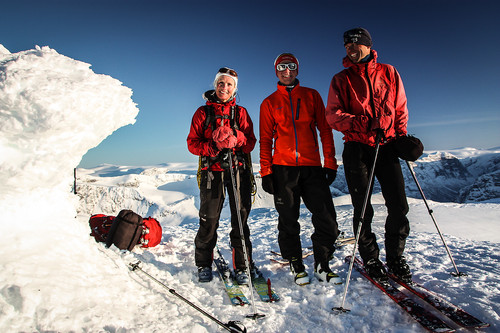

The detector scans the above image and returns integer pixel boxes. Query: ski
[213,249,250,306]
[270,250,313,266]
[387,270,489,329]
[348,256,455,332]
[251,268,280,302]
[270,236,355,266]
[335,236,356,247]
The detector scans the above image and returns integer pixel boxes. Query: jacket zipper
[288,90,299,165]
[365,63,376,117]
[296,98,301,120]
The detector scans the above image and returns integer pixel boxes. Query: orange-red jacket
[325,50,408,146]
[187,91,256,171]
[259,81,338,177]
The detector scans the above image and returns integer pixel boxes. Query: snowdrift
[0,44,141,331]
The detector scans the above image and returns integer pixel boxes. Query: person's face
[345,43,371,63]
[215,76,236,102]
[276,63,297,86]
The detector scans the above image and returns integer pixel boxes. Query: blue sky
[3,0,500,168]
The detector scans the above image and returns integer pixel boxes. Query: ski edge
[387,270,489,329]
[213,254,250,306]
[252,271,280,302]
[348,256,455,333]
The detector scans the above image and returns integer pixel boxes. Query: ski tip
[231,297,248,306]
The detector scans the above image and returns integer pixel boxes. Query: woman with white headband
[187,67,257,284]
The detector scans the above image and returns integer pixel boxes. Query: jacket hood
[342,49,378,69]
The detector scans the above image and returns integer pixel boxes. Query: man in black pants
[325,28,412,283]
[260,53,341,285]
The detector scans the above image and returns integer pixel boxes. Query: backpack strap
[203,104,215,131]
[199,104,243,170]
[230,105,240,131]
[202,104,240,132]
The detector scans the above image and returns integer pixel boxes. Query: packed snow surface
[0,45,499,332]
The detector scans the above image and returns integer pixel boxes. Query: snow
[1,44,499,332]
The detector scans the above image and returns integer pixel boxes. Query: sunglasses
[218,67,238,77]
[276,63,297,71]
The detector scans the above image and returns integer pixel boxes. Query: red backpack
[140,217,162,248]
[89,214,115,243]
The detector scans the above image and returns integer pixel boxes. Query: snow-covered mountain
[408,149,500,203]
[327,148,500,204]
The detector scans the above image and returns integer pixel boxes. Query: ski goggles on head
[218,67,238,77]
[276,63,297,71]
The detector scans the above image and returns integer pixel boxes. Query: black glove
[324,168,337,186]
[218,149,231,170]
[261,174,274,194]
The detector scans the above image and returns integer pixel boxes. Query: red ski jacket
[187,92,256,171]
[325,50,408,146]
[259,81,338,177]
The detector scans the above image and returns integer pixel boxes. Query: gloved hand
[371,115,392,131]
[261,174,275,194]
[234,129,246,147]
[352,115,370,132]
[324,168,337,185]
[212,126,237,150]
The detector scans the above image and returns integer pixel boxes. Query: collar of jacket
[276,79,300,94]
[203,89,236,108]
[342,49,378,71]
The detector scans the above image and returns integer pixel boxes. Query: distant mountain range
[332,148,500,203]
[76,148,500,218]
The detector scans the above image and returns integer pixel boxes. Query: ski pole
[73,168,77,194]
[129,261,247,332]
[405,161,466,277]
[334,130,383,313]
[227,151,265,320]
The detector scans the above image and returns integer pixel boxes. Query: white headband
[213,72,238,91]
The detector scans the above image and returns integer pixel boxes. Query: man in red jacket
[260,53,341,286]
[326,28,412,283]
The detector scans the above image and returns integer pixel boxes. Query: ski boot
[290,257,310,286]
[235,269,249,285]
[198,266,213,283]
[364,258,389,284]
[314,262,342,284]
[387,256,412,283]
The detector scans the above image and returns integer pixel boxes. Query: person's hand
[324,168,337,185]
[352,115,370,132]
[261,174,274,194]
[234,129,246,147]
[212,126,237,150]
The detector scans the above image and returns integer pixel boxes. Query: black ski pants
[195,167,252,271]
[342,141,410,264]
[272,165,339,265]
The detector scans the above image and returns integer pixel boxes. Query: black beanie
[343,28,372,47]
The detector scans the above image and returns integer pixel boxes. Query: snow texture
[0,44,499,332]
